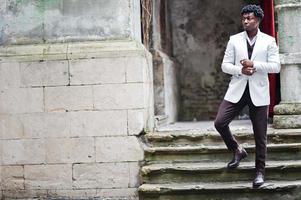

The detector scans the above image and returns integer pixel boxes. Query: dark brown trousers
[214,84,268,174]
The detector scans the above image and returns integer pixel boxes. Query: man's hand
[240,59,256,75]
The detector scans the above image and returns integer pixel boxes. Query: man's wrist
[239,65,243,75]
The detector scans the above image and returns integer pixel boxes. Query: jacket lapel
[251,30,262,61]
[241,33,249,60]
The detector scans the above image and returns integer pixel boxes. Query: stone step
[145,128,301,147]
[141,160,301,184]
[144,143,301,164]
[138,181,301,200]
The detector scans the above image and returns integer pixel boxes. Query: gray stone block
[0,165,24,190]
[70,58,126,85]
[72,163,129,189]
[93,83,145,110]
[45,86,93,111]
[95,136,144,162]
[46,137,95,164]
[0,88,43,114]
[70,110,127,137]
[24,164,72,189]
[2,139,45,165]
[0,62,20,89]
[0,112,70,139]
[20,60,69,87]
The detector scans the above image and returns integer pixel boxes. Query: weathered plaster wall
[168,0,247,120]
[0,0,152,199]
[0,0,141,45]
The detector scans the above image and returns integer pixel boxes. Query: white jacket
[222,29,280,106]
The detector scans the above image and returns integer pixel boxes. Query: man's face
[242,12,260,31]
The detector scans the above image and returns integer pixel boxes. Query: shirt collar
[245,29,260,46]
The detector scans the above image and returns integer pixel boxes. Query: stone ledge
[274,115,301,129]
[274,103,301,115]
[280,52,301,65]
[144,143,301,154]
[139,180,301,194]
[147,128,301,140]
[275,3,301,10]
[0,40,148,62]
[141,160,301,175]
[144,143,301,164]
[140,160,301,184]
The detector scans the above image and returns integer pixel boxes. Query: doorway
[141,0,278,125]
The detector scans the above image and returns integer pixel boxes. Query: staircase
[138,121,301,200]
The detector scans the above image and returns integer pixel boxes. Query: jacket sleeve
[253,39,281,73]
[221,37,243,75]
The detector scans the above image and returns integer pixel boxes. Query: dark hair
[241,5,264,20]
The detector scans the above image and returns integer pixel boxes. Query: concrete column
[273,0,301,128]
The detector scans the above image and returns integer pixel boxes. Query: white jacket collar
[244,29,261,46]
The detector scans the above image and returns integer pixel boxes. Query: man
[214,5,280,188]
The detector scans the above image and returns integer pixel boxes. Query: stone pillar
[273,0,301,128]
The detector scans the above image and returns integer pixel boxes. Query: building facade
[0,0,300,199]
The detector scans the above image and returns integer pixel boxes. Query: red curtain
[260,0,278,117]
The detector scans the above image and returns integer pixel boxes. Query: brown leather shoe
[253,172,264,188]
[227,147,247,169]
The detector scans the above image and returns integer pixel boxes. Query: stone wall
[0,40,153,200]
[168,0,249,121]
[0,0,153,199]
[0,0,141,45]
